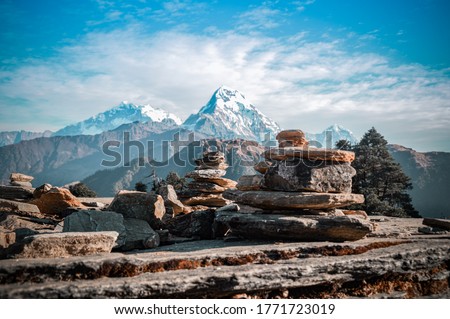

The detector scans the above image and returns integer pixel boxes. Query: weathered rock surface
[423,218,450,231]
[254,161,271,174]
[158,184,184,215]
[265,147,355,163]
[0,223,448,298]
[63,210,126,247]
[10,181,33,188]
[263,159,356,193]
[0,199,41,216]
[186,169,226,179]
[31,187,84,216]
[195,177,237,188]
[224,190,364,210]
[10,173,34,183]
[276,129,309,148]
[181,194,231,207]
[188,182,226,193]
[0,231,16,249]
[236,175,263,191]
[0,213,56,233]
[0,186,34,200]
[216,212,373,242]
[165,209,216,239]
[32,183,53,199]
[122,218,160,250]
[108,191,165,229]
[216,203,240,212]
[5,231,118,259]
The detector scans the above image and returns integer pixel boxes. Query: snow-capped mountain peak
[305,124,358,148]
[183,86,281,142]
[53,101,181,136]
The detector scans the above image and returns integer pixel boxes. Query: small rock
[7,231,118,258]
[63,210,126,247]
[195,177,237,188]
[254,161,272,174]
[165,209,216,239]
[216,203,240,212]
[188,182,226,193]
[186,169,226,179]
[108,191,165,229]
[33,183,53,199]
[182,194,231,207]
[31,187,85,216]
[0,231,16,249]
[236,175,264,191]
[10,181,33,188]
[158,184,185,216]
[10,173,34,183]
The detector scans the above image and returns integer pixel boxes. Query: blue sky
[1,0,449,151]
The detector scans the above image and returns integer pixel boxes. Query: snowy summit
[183,85,280,142]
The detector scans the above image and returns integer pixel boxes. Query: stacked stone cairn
[220,129,374,242]
[181,151,237,208]
[9,173,34,188]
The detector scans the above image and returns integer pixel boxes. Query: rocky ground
[0,217,449,299]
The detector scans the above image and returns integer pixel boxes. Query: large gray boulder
[108,191,165,229]
[263,159,356,193]
[63,210,126,247]
[216,212,373,242]
[223,190,364,210]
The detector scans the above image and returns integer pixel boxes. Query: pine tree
[351,127,420,217]
[335,139,353,151]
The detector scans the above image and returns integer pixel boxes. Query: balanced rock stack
[181,151,237,207]
[9,173,34,188]
[220,129,374,242]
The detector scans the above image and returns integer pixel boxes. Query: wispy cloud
[235,4,282,32]
[0,20,449,150]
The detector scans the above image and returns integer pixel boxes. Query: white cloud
[0,27,449,151]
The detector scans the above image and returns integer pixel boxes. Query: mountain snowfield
[53,101,182,136]
[183,86,281,142]
[0,86,358,146]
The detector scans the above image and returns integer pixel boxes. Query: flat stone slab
[195,177,237,188]
[0,232,448,298]
[181,194,231,207]
[0,186,34,200]
[5,231,118,259]
[185,169,226,179]
[423,218,450,231]
[0,199,41,216]
[216,212,374,242]
[265,147,355,163]
[223,190,364,210]
[10,173,34,182]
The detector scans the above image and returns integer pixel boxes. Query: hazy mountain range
[0,86,448,218]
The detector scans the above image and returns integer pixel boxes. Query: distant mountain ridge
[0,130,53,147]
[53,101,182,137]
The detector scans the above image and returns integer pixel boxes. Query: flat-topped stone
[0,186,34,200]
[265,147,355,163]
[223,189,364,210]
[188,182,226,193]
[195,177,237,188]
[276,130,309,148]
[10,173,34,183]
[186,169,226,179]
[181,194,231,207]
[216,212,374,242]
[6,231,118,259]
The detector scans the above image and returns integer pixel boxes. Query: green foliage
[134,181,148,192]
[335,139,353,151]
[69,182,97,198]
[350,127,420,218]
